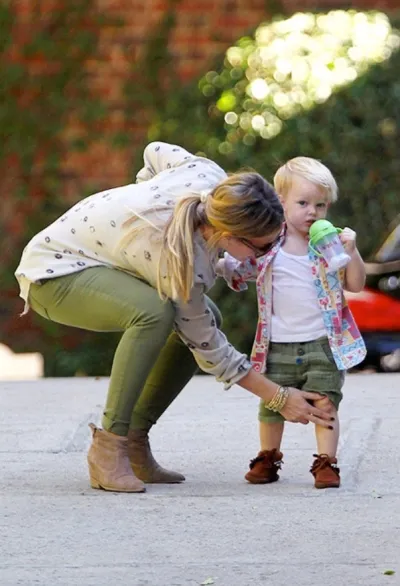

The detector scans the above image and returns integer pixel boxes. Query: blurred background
[1,0,400,378]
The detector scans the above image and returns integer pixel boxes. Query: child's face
[280,176,329,236]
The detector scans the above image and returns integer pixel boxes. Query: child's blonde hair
[121,172,283,302]
[274,157,338,203]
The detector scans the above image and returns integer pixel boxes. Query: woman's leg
[30,269,223,485]
[126,297,222,483]
[29,267,176,436]
[130,296,222,431]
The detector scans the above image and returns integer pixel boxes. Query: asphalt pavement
[1,373,399,586]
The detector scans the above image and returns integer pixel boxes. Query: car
[346,214,400,372]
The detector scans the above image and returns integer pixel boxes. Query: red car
[346,215,400,371]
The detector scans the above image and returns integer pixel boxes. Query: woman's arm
[136,142,195,183]
[174,284,253,387]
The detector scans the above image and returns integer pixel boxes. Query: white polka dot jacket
[15,142,252,387]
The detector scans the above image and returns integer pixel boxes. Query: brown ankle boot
[245,449,283,484]
[127,429,185,484]
[87,424,145,492]
[310,454,340,489]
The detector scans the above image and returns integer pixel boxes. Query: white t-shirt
[271,248,326,342]
[15,142,252,387]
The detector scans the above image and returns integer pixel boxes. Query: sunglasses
[235,237,277,258]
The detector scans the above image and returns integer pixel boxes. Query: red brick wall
[11,0,400,188]
[92,0,399,82]
[150,0,399,80]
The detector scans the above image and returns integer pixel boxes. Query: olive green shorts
[259,337,345,424]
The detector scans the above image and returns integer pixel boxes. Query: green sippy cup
[309,219,350,272]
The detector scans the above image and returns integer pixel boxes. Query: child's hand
[339,227,357,254]
[215,254,256,291]
[231,273,247,292]
[215,258,247,291]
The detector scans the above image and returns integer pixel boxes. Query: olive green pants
[28,267,221,436]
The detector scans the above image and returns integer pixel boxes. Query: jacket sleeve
[215,253,258,291]
[174,284,252,389]
[136,142,195,183]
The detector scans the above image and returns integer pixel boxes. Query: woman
[15,142,333,493]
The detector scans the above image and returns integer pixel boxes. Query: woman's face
[220,228,282,261]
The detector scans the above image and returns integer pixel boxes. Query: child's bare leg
[313,396,339,457]
[259,421,285,452]
[311,396,341,488]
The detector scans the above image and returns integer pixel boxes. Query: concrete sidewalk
[1,373,399,586]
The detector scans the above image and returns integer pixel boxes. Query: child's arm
[215,253,258,292]
[340,227,366,293]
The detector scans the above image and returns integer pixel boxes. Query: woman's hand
[238,369,333,428]
[280,387,333,427]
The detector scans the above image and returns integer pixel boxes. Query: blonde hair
[274,157,338,203]
[161,172,283,300]
[120,172,283,302]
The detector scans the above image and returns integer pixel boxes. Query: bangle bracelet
[266,385,289,412]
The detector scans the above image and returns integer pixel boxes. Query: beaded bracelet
[266,385,289,412]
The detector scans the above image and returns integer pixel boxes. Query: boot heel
[127,429,185,484]
[88,463,101,489]
[90,478,101,489]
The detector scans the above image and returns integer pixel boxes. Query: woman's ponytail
[157,195,204,302]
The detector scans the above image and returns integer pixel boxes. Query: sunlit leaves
[199,10,400,149]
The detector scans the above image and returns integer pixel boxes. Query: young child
[218,157,367,488]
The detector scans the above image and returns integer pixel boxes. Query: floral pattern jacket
[218,227,367,373]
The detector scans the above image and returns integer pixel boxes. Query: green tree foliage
[0,1,122,373]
